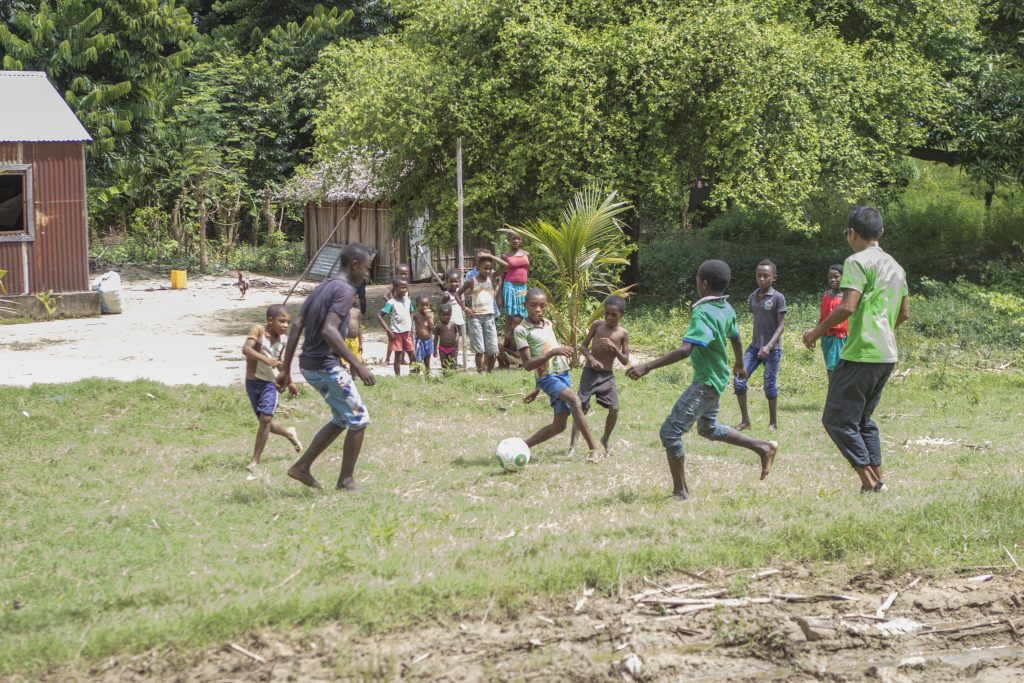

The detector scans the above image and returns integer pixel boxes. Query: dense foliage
[0,0,1021,273]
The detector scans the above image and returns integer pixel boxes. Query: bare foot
[768,423,777,432]
[246,461,258,475]
[601,437,612,456]
[336,477,361,491]
[672,489,691,501]
[735,421,751,432]
[567,445,577,458]
[759,441,778,480]
[585,451,598,464]
[287,466,322,489]
[285,427,302,453]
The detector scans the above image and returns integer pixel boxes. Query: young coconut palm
[504,188,635,363]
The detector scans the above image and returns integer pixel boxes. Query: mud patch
[19,568,1024,682]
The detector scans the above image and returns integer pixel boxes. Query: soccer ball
[496,437,531,472]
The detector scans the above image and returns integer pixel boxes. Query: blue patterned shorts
[301,366,370,430]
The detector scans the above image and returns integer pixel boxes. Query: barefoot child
[384,263,412,366]
[515,288,600,462]
[818,264,847,376]
[627,260,778,500]
[242,304,302,474]
[412,294,435,372]
[378,278,414,376]
[570,295,630,456]
[276,243,376,490]
[456,254,503,373]
[433,303,461,370]
[803,207,909,494]
[735,259,786,431]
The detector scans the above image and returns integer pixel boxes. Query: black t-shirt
[299,278,354,371]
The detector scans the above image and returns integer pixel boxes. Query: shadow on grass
[226,485,319,505]
[451,455,496,468]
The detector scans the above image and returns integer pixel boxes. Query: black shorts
[578,366,619,412]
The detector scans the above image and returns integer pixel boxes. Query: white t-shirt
[381,297,413,333]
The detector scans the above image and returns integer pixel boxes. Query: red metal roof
[0,71,92,143]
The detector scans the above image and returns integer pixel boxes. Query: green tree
[0,0,196,179]
[312,0,975,251]
[505,188,634,360]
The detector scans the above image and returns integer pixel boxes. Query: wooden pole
[457,137,468,370]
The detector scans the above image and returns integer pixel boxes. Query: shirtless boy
[570,296,630,456]
[412,294,435,372]
[432,303,460,370]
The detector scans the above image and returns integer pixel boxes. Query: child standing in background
[384,263,412,366]
[734,259,786,432]
[434,303,461,370]
[819,264,848,376]
[378,278,414,376]
[456,255,502,373]
[242,304,301,476]
[412,294,435,372]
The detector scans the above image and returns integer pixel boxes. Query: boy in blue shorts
[515,288,599,462]
[242,304,301,476]
[276,243,376,490]
[627,260,778,500]
[803,206,909,493]
[734,259,786,431]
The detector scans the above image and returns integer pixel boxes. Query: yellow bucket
[170,269,188,289]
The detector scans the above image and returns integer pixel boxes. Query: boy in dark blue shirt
[735,259,786,431]
[276,243,376,490]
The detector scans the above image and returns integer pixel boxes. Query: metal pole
[457,137,468,371]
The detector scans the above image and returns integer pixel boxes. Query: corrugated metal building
[0,71,91,295]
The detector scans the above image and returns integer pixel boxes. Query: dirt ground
[0,270,442,386]
[22,567,1024,682]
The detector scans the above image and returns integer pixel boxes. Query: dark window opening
[0,172,26,233]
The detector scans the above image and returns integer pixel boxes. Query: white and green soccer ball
[496,437,531,472]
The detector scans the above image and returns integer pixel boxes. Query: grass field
[2,297,1023,676]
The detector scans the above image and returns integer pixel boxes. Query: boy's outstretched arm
[803,289,860,348]
[275,317,304,391]
[626,342,693,379]
[896,295,910,327]
[519,343,571,372]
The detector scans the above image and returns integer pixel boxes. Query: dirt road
[0,272,439,386]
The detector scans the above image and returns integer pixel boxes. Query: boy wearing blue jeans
[627,260,778,500]
[803,207,909,493]
[735,259,786,431]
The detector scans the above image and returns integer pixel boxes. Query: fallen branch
[876,591,898,619]
[923,619,1003,635]
[1004,546,1020,572]
[228,643,266,664]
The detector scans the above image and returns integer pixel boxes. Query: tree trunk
[262,182,277,239]
[197,182,208,272]
[170,190,185,243]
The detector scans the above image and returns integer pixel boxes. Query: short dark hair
[444,267,459,280]
[525,287,547,303]
[757,259,777,273]
[416,293,430,303]
[604,295,627,313]
[848,206,883,239]
[391,277,408,289]
[395,262,410,272]
[340,242,374,267]
[266,304,289,319]
[439,302,452,314]
[697,259,731,292]
[477,255,493,267]
[828,263,843,275]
